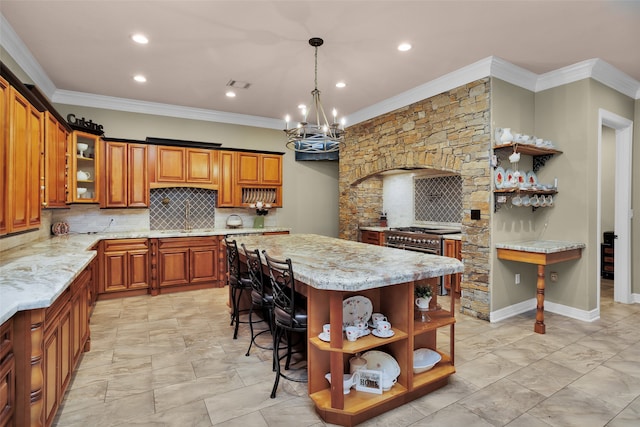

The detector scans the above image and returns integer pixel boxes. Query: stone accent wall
[339,78,492,320]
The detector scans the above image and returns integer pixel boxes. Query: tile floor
[53,280,640,427]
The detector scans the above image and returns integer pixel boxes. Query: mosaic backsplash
[150,188,216,230]
[414,175,462,223]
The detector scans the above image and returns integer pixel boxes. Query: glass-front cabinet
[70,131,101,203]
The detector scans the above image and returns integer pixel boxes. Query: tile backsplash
[414,175,463,223]
[51,205,150,234]
[150,188,216,230]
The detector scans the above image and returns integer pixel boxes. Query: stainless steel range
[384,226,460,255]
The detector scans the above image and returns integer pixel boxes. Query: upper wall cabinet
[101,140,149,208]
[3,83,43,235]
[148,145,218,189]
[43,112,70,208]
[70,131,101,203]
[218,151,283,208]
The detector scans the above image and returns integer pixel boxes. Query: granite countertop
[358,226,390,232]
[233,233,463,292]
[0,227,289,324]
[495,240,586,253]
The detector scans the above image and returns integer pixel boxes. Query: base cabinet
[154,237,219,293]
[99,239,150,298]
[0,319,15,427]
[359,230,385,246]
[13,263,92,427]
[443,239,462,294]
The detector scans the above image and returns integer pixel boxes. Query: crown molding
[0,14,56,97]
[53,89,284,130]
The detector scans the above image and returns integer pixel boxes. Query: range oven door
[385,242,440,255]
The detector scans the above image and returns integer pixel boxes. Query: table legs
[535,264,546,334]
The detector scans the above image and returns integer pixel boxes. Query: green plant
[415,285,433,298]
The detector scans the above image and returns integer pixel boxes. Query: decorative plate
[505,168,514,185]
[517,170,526,185]
[526,171,538,186]
[372,329,395,338]
[494,166,505,189]
[343,296,373,330]
[361,350,401,379]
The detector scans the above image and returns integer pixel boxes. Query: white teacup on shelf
[345,326,359,342]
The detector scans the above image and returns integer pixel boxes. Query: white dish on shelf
[358,328,371,338]
[318,332,331,342]
[343,296,373,330]
[413,348,442,374]
[361,350,401,380]
[372,329,395,338]
[526,171,538,186]
[494,167,505,189]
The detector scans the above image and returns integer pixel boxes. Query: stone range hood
[339,78,491,320]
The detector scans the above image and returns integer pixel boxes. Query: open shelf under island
[231,233,463,427]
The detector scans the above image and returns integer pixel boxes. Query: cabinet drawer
[103,239,149,252]
[158,237,217,249]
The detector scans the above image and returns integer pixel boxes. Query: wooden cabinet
[360,230,385,246]
[155,237,219,293]
[99,239,150,297]
[307,279,455,426]
[0,76,8,235]
[0,318,15,427]
[601,243,614,279]
[43,112,70,208]
[150,145,218,189]
[443,239,462,294]
[3,85,43,234]
[70,131,101,203]
[218,150,283,207]
[102,141,149,208]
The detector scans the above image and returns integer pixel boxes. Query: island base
[312,377,451,427]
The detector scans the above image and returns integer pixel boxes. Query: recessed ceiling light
[335,81,346,88]
[398,43,412,52]
[226,91,236,98]
[131,33,149,44]
[133,75,147,83]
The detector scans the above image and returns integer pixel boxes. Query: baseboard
[490,298,599,323]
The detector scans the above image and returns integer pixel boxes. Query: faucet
[184,199,192,231]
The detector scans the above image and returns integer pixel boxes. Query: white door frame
[597,108,633,305]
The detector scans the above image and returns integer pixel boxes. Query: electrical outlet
[515,273,520,285]
[550,272,558,282]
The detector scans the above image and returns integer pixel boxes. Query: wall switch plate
[515,273,521,285]
[471,209,481,220]
[550,272,559,282]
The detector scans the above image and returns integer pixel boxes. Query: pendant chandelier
[284,37,345,153]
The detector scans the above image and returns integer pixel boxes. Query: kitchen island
[232,233,463,427]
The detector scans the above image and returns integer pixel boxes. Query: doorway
[597,109,633,308]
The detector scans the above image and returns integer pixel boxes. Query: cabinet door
[186,148,213,184]
[190,246,217,284]
[261,154,282,185]
[43,326,59,427]
[236,152,260,184]
[44,113,69,208]
[71,131,100,203]
[59,308,72,393]
[128,250,150,289]
[103,251,128,292]
[157,146,185,182]
[27,105,42,227]
[103,141,128,208]
[443,240,461,293]
[158,249,190,287]
[0,77,7,235]
[218,151,235,207]
[128,143,149,207]
[7,88,30,232]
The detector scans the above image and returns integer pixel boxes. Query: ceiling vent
[226,80,251,89]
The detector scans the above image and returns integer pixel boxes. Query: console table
[495,240,585,334]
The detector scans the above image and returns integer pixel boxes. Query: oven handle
[385,243,439,255]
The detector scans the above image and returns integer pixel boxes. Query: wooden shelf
[76,156,94,161]
[493,143,562,156]
[412,353,455,388]
[310,329,408,353]
[310,382,408,415]
[413,310,455,335]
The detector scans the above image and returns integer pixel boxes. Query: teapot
[415,296,431,309]
[77,170,91,181]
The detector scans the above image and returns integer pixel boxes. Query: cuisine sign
[66,114,104,135]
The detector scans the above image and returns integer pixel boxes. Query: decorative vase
[500,128,513,143]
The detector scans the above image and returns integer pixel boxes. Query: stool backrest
[242,243,266,295]
[263,251,296,316]
[224,237,241,286]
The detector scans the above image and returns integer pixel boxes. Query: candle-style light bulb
[340,117,346,130]
[332,108,337,123]
[285,115,290,130]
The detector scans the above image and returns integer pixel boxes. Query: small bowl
[325,373,355,394]
[77,187,87,195]
[413,348,442,374]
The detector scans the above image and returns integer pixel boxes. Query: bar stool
[263,250,308,398]
[225,236,252,339]
[241,243,274,357]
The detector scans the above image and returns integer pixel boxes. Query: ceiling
[2,1,639,128]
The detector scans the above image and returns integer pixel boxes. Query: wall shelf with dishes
[493,128,562,212]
